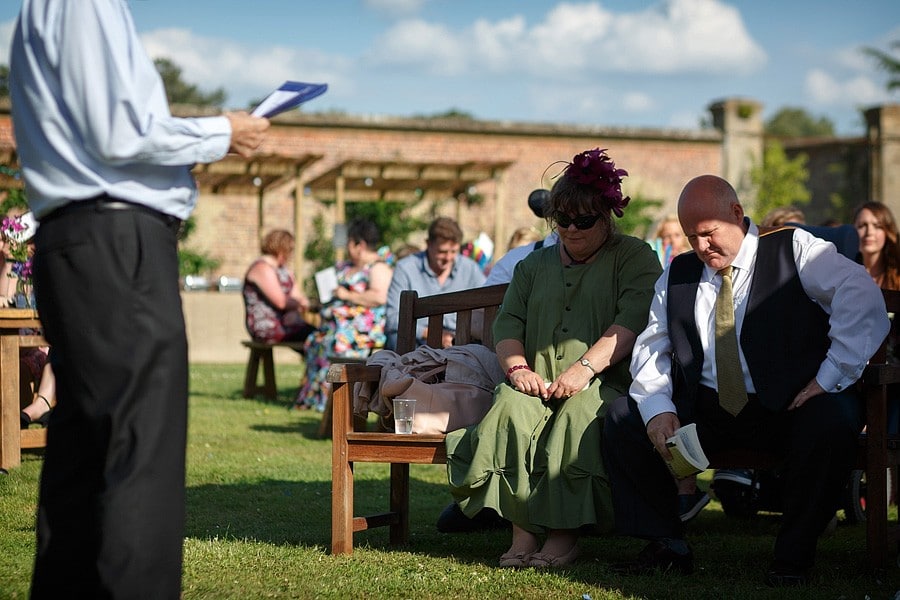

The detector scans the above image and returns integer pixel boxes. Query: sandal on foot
[528,545,580,568]
[499,551,534,568]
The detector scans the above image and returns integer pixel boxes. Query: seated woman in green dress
[446,148,661,568]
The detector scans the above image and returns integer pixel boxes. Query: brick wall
[188,114,724,285]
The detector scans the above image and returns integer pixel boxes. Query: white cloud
[366,0,767,80]
[140,28,352,107]
[363,0,428,18]
[365,19,467,75]
[805,68,891,108]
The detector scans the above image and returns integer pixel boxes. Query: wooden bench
[241,339,305,400]
[327,284,900,571]
[1,332,48,470]
[327,283,508,555]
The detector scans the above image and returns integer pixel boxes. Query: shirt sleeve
[792,229,891,391]
[58,1,231,167]
[629,268,679,424]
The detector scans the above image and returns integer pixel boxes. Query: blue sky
[1,0,897,135]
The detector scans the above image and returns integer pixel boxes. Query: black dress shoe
[764,561,809,587]
[611,540,694,575]
[436,502,509,533]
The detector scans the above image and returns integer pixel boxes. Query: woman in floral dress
[295,219,393,411]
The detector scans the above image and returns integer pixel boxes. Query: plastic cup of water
[393,398,416,434]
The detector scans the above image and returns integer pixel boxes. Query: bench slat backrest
[395,283,509,354]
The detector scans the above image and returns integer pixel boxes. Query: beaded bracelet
[506,364,530,379]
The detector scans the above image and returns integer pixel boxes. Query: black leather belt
[42,196,182,235]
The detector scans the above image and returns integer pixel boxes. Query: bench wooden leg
[261,349,276,400]
[0,336,21,470]
[243,347,276,400]
[331,380,355,555]
[390,462,411,546]
[242,348,261,398]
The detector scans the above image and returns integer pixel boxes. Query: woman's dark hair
[347,219,381,249]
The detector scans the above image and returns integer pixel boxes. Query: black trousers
[602,386,861,569]
[30,202,188,599]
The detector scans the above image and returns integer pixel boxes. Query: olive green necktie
[715,266,748,416]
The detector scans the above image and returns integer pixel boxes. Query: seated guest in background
[761,205,806,227]
[603,175,888,586]
[484,189,559,286]
[854,201,900,434]
[446,148,661,568]
[506,227,543,251]
[243,229,313,344]
[21,360,56,429]
[855,201,900,290]
[295,219,393,411]
[385,216,485,349]
[649,214,691,267]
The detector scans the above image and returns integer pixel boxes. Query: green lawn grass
[2,363,900,598]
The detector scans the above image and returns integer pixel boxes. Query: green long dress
[446,234,661,533]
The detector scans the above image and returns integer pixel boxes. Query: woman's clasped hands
[509,362,592,405]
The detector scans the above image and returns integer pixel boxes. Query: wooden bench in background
[327,283,508,555]
[0,307,48,470]
[241,340,305,400]
[327,284,900,572]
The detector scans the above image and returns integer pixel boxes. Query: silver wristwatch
[579,357,595,375]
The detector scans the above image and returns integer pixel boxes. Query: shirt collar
[420,251,458,279]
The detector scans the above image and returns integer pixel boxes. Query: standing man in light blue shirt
[385,217,486,349]
[9,1,269,598]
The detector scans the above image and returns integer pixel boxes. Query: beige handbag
[381,375,493,434]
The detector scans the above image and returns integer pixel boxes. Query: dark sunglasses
[553,213,602,230]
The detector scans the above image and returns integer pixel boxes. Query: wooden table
[0,307,47,470]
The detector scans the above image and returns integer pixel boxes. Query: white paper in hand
[314,266,339,304]
[251,81,328,119]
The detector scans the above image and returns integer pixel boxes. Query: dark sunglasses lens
[573,215,600,229]
[555,214,600,230]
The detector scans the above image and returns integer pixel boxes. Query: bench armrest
[326,363,382,384]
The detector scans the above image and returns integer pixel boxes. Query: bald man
[602,175,888,586]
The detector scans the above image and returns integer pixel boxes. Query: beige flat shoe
[527,545,580,568]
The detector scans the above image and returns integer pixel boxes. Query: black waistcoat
[667,228,829,419]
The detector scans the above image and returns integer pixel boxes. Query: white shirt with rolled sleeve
[629,220,890,425]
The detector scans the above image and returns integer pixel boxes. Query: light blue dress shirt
[9,0,232,220]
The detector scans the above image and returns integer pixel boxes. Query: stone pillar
[865,104,900,216]
[708,98,764,209]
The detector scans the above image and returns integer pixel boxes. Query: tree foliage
[154,58,226,108]
[750,141,811,222]
[177,216,221,277]
[765,107,835,138]
[863,39,900,92]
[616,194,663,239]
